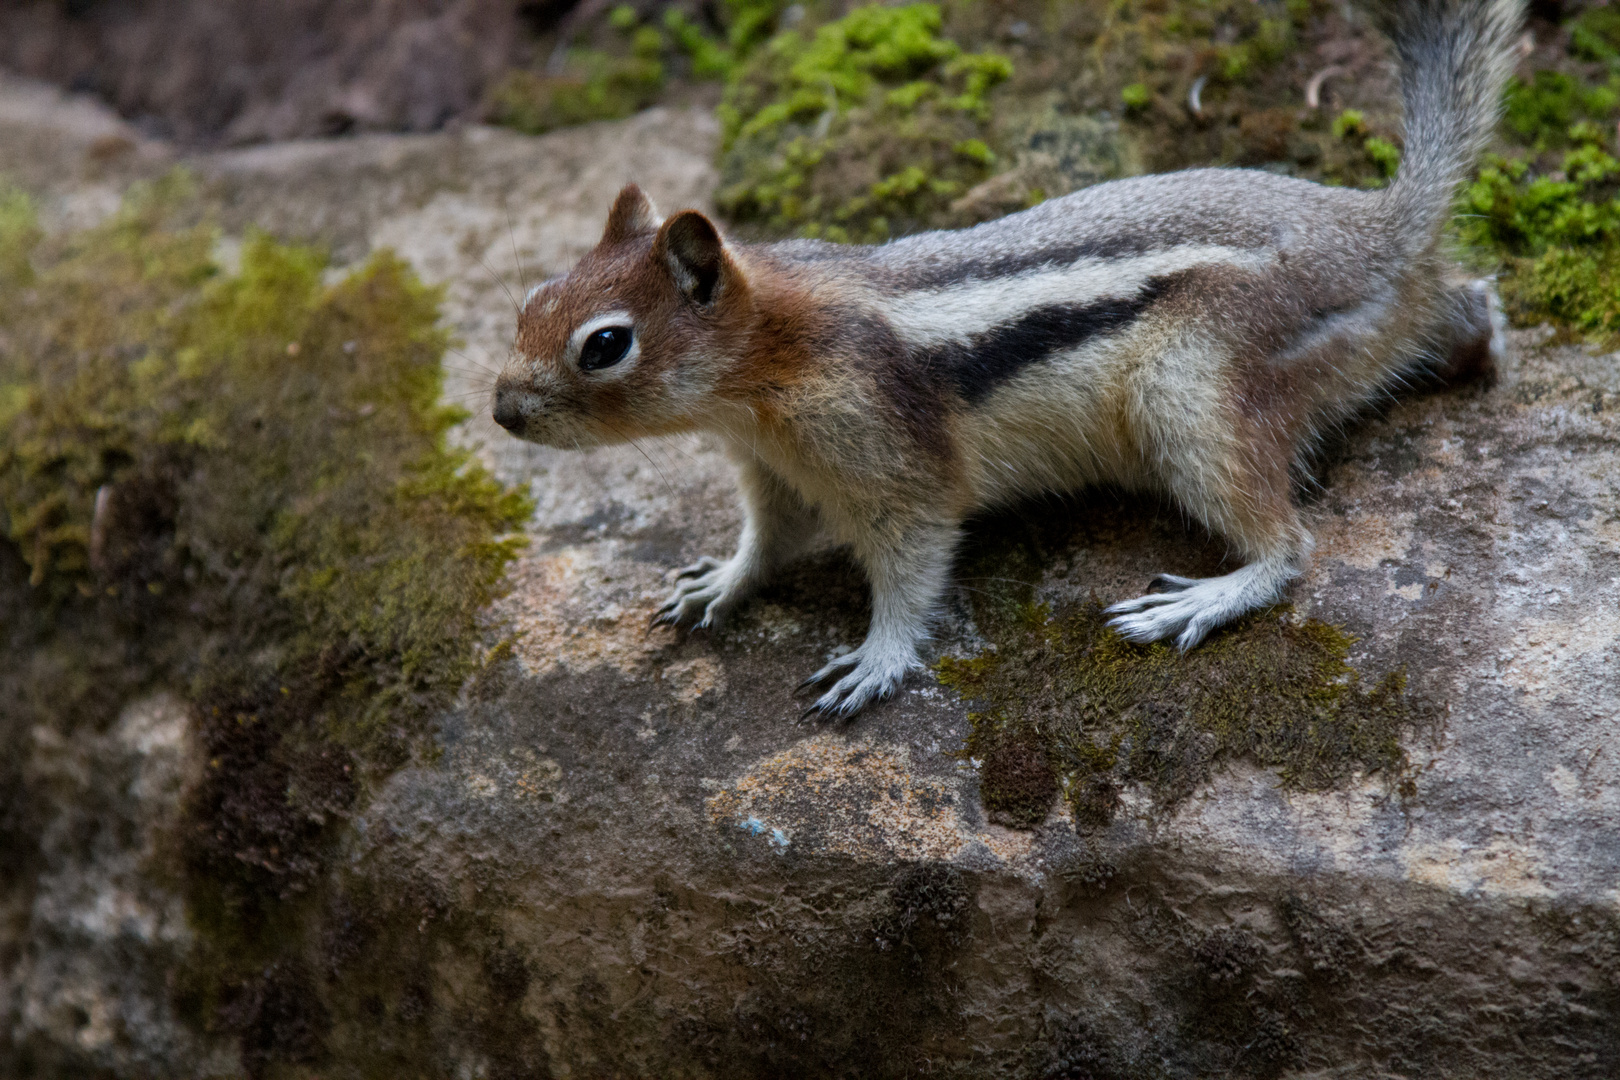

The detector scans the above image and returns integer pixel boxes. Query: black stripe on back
[894,236,1156,290]
[919,279,1168,405]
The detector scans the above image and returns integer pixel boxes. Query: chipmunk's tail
[1384,0,1524,253]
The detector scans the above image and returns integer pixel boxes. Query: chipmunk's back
[865,169,1388,290]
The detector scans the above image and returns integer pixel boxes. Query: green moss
[716,2,1010,242]
[1087,1,1347,170]
[1,174,217,589]
[0,184,38,289]
[1331,109,1367,140]
[1458,139,1620,337]
[486,0,1620,347]
[664,0,791,80]
[1504,243,1620,335]
[1502,70,1620,152]
[484,51,666,135]
[1571,5,1620,67]
[484,0,791,134]
[1099,0,1304,95]
[0,172,531,1048]
[1451,7,1620,343]
[1362,136,1401,180]
[664,9,737,80]
[940,588,1427,825]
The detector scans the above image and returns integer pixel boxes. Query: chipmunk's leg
[1106,417,1311,650]
[654,456,817,630]
[802,520,958,717]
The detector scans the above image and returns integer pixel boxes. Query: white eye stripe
[570,311,640,374]
[569,311,635,351]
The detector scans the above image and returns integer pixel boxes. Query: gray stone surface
[3,73,1618,1077]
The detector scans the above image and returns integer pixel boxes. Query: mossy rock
[485,56,667,135]
[484,0,792,135]
[717,2,1012,242]
[0,172,532,1033]
[711,0,1409,242]
[937,501,1430,827]
[1455,6,1620,342]
[6,78,1620,1077]
[941,600,1428,827]
[477,0,1620,349]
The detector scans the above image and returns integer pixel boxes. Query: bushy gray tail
[1385,0,1525,250]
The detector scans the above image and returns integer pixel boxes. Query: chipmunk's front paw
[651,555,751,630]
[798,641,920,718]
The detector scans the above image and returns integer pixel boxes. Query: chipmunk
[492,0,1522,716]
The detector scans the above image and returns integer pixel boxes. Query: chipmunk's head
[491,184,750,448]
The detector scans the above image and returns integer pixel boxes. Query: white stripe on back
[883,245,1271,347]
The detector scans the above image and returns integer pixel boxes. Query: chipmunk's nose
[492,386,524,433]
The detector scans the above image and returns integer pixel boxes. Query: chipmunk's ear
[601,183,659,244]
[653,210,733,306]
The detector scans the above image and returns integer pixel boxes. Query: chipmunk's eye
[579,326,633,370]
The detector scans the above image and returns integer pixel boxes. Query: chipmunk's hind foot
[1106,554,1299,651]
[1424,277,1504,387]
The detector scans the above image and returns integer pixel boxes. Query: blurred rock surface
[0,0,528,143]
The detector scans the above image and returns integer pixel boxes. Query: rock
[0,70,174,230]
[4,694,233,1076]
[953,112,1133,221]
[2,78,1618,1077]
[0,0,524,144]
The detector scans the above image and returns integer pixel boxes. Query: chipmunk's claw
[795,653,857,694]
[1147,573,1199,593]
[795,646,913,718]
[804,671,899,718]
[674,555,723,581]
[1106,558,1295,653]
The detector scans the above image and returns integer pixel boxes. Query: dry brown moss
[941,595,1428,826]
[972,724,1061,828]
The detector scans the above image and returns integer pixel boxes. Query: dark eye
[579,326,633,370]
